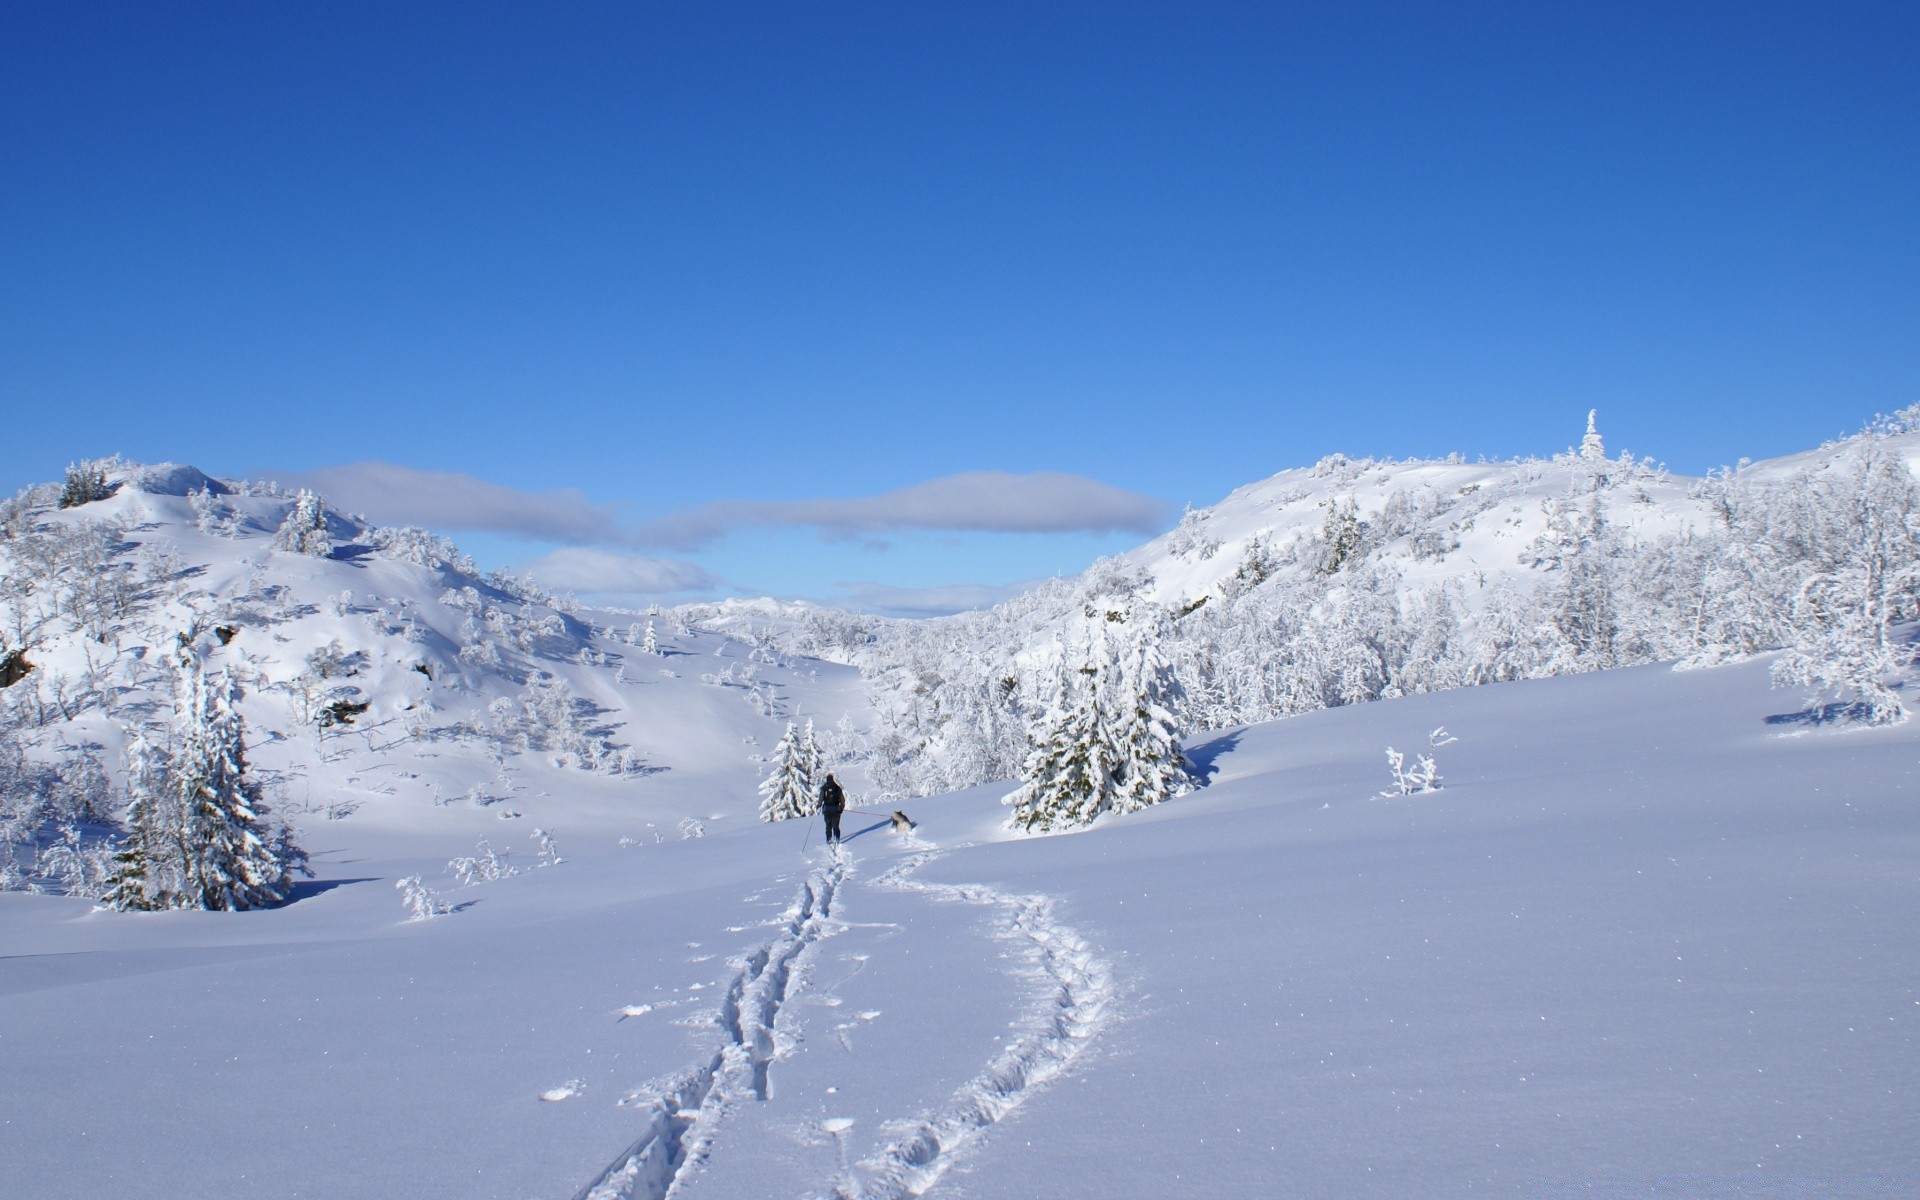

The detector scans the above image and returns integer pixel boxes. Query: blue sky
[3,2,1915,612]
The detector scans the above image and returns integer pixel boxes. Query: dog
[890,810,916,833]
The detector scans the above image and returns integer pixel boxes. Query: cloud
[271,462,1166,553]
[828,579,1038,618]
[273,461,628,544]
[516,547,719,597]
[638,471,1168,550]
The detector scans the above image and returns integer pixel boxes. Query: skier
[818,772,846,844]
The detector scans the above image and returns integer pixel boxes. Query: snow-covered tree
[99,733,171,911]
[272,490,332,557]
[58,460,112,509]
[1005,639,1119,832]
[801,718,822,787]
[1580,409,1606,462]
[757,721,816,821]
[104,649,298,911]
[169,651,294,910]
[1318,496,1365,575]
[642,619,659,655]
[1108,625,1193,815]
[1770,445,1920,723]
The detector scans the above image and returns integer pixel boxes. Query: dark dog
[890,810,916,833]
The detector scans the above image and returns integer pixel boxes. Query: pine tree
[169,649,294,910]
[272,490,332,557]
[59,460,111,508]
[800,718,822,794]
[642,619,659,655]
[100,733,169,911]
[1109,625,1193,815]
[757,722,815,821]
[1004,642,1117,832]
[1580,409,1606,461]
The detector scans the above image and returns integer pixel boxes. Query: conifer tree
[800,718,822,792]
[642,619,659,655]
[1005,642,1117,832]
[169,649,295,909]
[1109,625,1193,815]
[100,733,170,911]
[1580,409,1606,461]
[757,722,815,821]
[272,490,332,557]
[58,460,112,508]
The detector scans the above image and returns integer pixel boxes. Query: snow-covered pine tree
[58,460,111,508]
[1319,496,1365,575]
[1004,640,1117,832]
[169,649,296,910]
[801,718,822,790]
[642,619,659,655]
[757,721,815,821]
[1580,409,1606,461]
[1109,624,1193,815]
[272,490,332,557]
[100,732,171,911]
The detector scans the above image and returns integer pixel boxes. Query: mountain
[0,459,870,882]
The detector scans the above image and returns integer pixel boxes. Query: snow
[6,645,1917,1197]
[3,453,1918,1197]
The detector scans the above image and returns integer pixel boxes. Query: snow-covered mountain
[828,413,1920,800]
[0,460,871,886]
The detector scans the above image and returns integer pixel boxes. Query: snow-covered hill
[0,460,871,886]
[4,634,1914,1197]
[831,413,1920,800]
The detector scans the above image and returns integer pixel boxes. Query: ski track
[573,856,846,1200]
[822,849,1115,1200]
[571,847,1114,1200]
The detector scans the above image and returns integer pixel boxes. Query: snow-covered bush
[447,838,518,885]
[1380,746,1442,796]
[530,826,563,866]
[396,875,449,921]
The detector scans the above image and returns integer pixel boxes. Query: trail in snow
[573,855,846,1200]
[822,849,1116,1200]
[574,844,1114,1200]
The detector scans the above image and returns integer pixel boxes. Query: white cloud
[271,462,1166,554]
[273,461,627,544]
[516,548,718,597]
[639,471,1168,550]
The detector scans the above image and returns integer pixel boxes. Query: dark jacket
[819,778,845,814]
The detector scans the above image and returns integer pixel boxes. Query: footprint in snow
[618,1004,654,1019]
[540,1080,584,1102]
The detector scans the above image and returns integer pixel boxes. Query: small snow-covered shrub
[529,826,563,866]
[447,838,518,885]
[1380,746,1442,797]
[396,875,449,921]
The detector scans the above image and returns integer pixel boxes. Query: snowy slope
[5,649,1915,1197]
[0,462,873,863]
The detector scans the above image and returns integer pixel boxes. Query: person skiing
[818,772,846,844]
